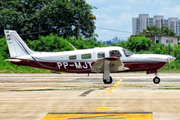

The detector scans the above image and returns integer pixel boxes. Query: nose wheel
[153,76,160,84]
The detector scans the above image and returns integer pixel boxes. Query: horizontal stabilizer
[5,59,21,62]
[122,67,129,71]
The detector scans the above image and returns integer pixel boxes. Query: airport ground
[0,73,180,120]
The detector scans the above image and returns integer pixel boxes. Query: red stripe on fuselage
[10,59,167,73]
[124,61,167,71]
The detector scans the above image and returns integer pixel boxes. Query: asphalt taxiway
[0,73,180,120]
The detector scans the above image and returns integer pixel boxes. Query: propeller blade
[167,56,176,72]
[168,58,171,72]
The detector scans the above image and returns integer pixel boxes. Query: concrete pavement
[0,73,180,120]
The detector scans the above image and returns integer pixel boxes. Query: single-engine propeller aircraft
[4,30,176,84]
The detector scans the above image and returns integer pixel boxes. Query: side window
[123,49,134,57]
[81,53,91,59]
[109,50,121,57]
[69,55,76,60]
[98,52,105,58]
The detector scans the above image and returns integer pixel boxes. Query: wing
[91,57,129,73]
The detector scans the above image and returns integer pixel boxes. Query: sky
[85,0,180,41]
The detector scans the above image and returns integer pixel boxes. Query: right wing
[91,57,129,73]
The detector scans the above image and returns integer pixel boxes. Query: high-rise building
[132,14,180,35]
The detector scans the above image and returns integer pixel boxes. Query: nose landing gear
[153,77,160,84]
[153,73,160,84]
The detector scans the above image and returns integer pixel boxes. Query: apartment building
[132,14,180,35]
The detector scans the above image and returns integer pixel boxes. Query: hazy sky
[85,0,180,41]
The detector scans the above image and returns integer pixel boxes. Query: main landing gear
[103,60,113,84]
[153,73,160,84]
[103,76,112,84]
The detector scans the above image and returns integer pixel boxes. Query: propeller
[167,56,176,72]
[168,58,171,72]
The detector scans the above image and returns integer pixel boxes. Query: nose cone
[167,55,176,61]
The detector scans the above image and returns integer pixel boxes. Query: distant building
[131,34,178,46]
[99,38,122,45]
[132,14,180,35]
[111,38,121,44]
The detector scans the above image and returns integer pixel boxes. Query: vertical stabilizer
[4,30,34,58]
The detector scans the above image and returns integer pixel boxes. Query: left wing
[91,57,129,73]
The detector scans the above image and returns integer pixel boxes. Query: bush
[149,43,167,54]
[126,36,152,52]
[27,34,74,52]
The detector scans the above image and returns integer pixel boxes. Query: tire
[103,76,113,84]
[153,77,160,84]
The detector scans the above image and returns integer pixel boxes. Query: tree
[111,41,128,49]
[27,34,74,52]
[67,36,107,50]
[173,44,180,60]
[149,43,167,54]
[126,36,152,52]
[163,26,176,36]
[140,25,176,36]
[0,37,9,59]
[0,0,96,40]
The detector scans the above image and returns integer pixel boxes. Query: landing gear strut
[153,73,160,84]
[103,60,113,84]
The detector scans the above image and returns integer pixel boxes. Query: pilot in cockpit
[110,50,121,57]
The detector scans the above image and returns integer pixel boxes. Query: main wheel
[153,77,160,84]
[103,76,113,84]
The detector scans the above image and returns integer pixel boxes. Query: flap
[91,57,129,73]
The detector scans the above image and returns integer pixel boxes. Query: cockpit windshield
[123,49,134,57]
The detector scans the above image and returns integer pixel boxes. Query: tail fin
[4,30,34,58]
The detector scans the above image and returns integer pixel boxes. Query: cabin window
[81,53,91,59]
[69,55,76,60]
[123,49,134,57]
[109,50,121,57]
[98,52,105,58]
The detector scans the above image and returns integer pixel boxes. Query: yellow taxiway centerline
[89,107,113,110]
[104,79,123,93]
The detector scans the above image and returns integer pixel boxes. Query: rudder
[4,30,34,58]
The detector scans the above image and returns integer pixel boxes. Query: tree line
[0,33,180,73]
[0,0,179,72]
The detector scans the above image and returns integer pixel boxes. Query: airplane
[4,30,176,84]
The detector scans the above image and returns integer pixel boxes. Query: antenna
[69,42,77,50]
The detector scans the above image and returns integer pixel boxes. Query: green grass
[11,89,60,92]
[10,86,104,92]
[163,88,180,90]
[158,69,180,73]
